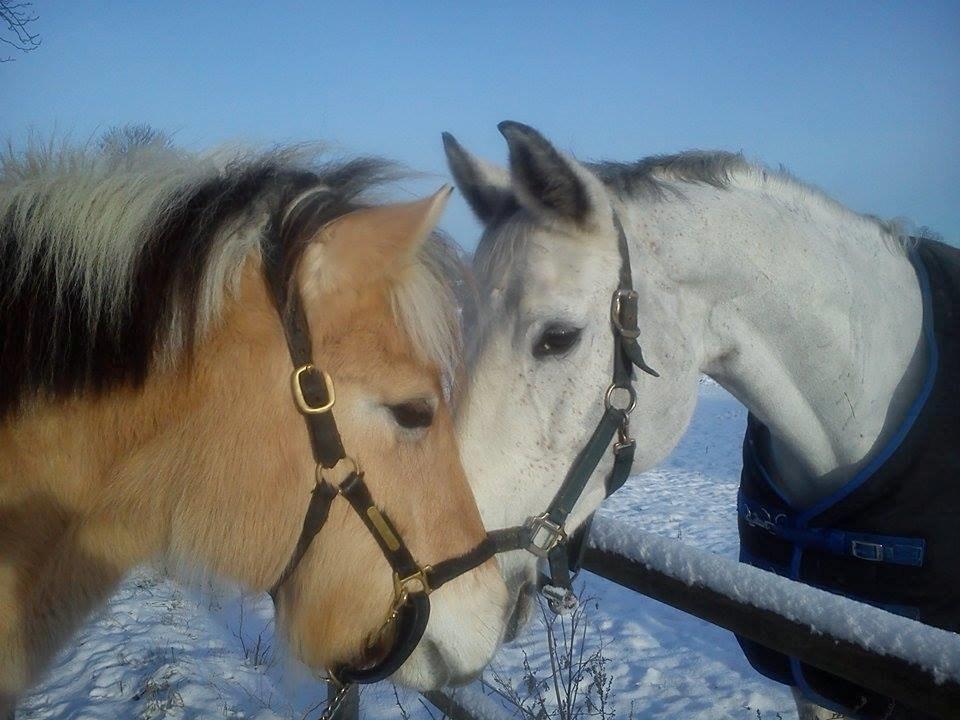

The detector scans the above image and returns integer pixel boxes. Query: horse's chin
[392,564,510,691]
[503,579,537,643]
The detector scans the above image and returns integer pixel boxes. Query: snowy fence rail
[334,519,960,720]
[582,517,960,720]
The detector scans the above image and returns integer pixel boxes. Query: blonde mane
[0,128,466,415]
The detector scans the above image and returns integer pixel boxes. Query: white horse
[447,122,954,719]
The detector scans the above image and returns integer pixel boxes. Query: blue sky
[2,1,958,248]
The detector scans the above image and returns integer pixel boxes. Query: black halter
[263,258,496,692]
[486,209,658,612]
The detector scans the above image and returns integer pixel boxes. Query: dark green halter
[486,209,658,612]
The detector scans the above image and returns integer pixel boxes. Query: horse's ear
[498,121,608,230]
[300,186,452,294]
[442,132,512,225]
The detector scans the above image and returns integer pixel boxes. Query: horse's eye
[532,324,582,359]
[388,399,435,429]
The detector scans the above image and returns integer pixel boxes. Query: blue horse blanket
[737,239,960,719]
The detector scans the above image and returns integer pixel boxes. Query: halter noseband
[486,209,658,612]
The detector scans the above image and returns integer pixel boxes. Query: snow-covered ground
[21,380,798,719]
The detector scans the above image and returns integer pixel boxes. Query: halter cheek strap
[486,208,658,613]
[264,254,495,691]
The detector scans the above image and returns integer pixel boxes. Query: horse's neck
[628,183,927,507]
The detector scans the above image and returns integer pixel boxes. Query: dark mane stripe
[588,150,747,198]
[264,158,398,313]
[0,133,396,418]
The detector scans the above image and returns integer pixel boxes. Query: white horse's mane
[591,151,915,253]
[471,149,923,333]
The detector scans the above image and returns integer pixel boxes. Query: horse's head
[265,188,510,687]
[155,175,510,688]
[444,123,702,635]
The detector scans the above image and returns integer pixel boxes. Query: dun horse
[0,129,508,716]
[447,123,958,720]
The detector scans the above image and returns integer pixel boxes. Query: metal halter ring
[315,455,361,485]
[394,566,433,597]
[604,382,637,414]
[365,566,433,651]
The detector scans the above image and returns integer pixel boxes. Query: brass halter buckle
[394,566,433,598]
[291,364,336,414]
[524,513,567,558]
[367,566,433,650]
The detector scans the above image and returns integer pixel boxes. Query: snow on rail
[589,514,960,684]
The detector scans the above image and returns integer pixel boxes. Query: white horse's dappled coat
[447,123,929,718]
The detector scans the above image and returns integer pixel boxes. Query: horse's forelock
[392,229,471,398]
